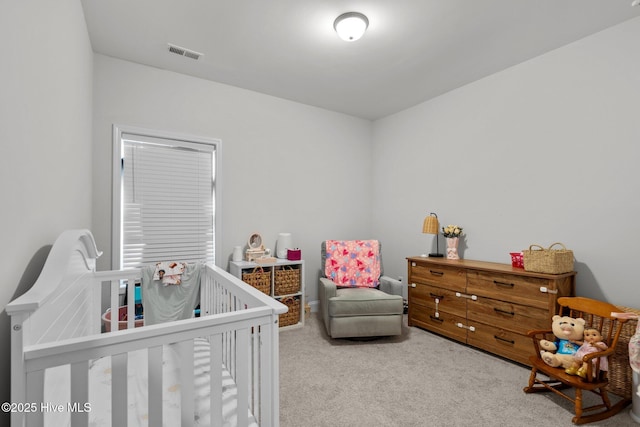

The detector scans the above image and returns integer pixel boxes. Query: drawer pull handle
[539,286,558,294]
[429,270,444,277]
[494,308,515,316]
[429,293,444,300]
[494,335,515,345]
[455,292,478,301]
[493,280,514,288]
[456,323,476,332]
[429,315,443,323]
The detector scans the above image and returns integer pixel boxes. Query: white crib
[7,229,287,427]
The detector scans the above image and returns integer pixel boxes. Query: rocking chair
[523,296,631,424]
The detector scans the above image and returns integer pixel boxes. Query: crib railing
[94,263,284,337]
[11,262,287,427]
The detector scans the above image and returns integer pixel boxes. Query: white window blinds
[119,133,216,270]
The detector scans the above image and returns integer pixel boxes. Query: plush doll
[539,315,585,369]
[565,328,608,378]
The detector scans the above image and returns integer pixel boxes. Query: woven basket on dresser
[523,243,574,274]
[608,305,640,400]
[242,267,271,295]
[279,296,301,327]
[274,266,301,296]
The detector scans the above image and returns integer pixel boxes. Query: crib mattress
[43,338,258,427]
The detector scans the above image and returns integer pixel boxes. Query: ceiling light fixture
[333,12,369,42]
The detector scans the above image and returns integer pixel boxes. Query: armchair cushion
[329,287,403,317]
[324,240,380,288]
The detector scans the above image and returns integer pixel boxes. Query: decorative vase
[446,237,459,260]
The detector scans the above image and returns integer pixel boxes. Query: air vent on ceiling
[167,43,203,60]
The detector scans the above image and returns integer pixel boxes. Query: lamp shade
[422,213,439,234]
[334,12,369,42]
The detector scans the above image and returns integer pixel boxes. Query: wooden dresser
[407,256,576,366]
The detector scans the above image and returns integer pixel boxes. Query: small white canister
[276,233,293,259]
[232,246,243,262]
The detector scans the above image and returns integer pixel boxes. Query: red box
[510,252,524,268]
[287,248,301,261]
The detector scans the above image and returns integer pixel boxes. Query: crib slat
[111,353,127,427]
[210,334,223,424]
[148,345,163,427]
[70,360,89,427]
[227,329,235,378]
[202,273,211,315]
[236,327,249,427]
[252,326,260,421]
[25,369,44,427]
[179,340,195,427]
[126,277,136,330]
[91,275,102,334]
[223,329,231,377]
[260,324,274,427]
[110,280,119,333]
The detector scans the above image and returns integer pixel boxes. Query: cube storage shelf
[230,259,305,329]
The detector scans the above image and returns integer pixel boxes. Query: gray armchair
[319,240,404,338]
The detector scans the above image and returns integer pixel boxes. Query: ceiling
[80,0,640,120]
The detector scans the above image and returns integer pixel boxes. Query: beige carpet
[279,313,637,427]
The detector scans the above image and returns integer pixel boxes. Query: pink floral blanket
[324,240,380,288]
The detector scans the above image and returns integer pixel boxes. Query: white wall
[373,17,640,306]
[0,0,93,419]
[92,55,373,305]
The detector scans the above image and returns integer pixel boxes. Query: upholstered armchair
[319,240,404,338]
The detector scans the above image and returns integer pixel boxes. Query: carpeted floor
[279,313,638,427]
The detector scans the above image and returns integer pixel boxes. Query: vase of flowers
[442,225,463,260]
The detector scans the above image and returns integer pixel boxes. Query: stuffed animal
[539,315,585,369]
[565,328,608,378]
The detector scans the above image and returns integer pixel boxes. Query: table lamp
[422,212,443,257]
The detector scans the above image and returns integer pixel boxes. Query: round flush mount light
[333,12,369,42]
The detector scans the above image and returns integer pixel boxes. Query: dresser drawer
[409,308,467,343]
[409,261,466,292]
[467,323,534,366]
[467,296,549,335]
[409,282,467,318]
[466,271,552,309]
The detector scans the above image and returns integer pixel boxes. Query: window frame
[112,124,222,270]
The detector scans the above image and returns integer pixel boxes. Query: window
[112,125,220,270]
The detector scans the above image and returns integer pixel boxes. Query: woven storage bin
[523,242,574,274]
[608,306,640,399]
[242,267,271,295]
[274,266,301,296]
[279,296,301,327]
